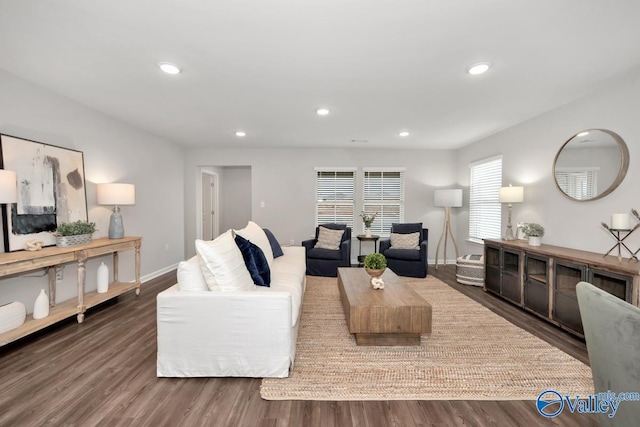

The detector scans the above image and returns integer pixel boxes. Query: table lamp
[97,183,135,239]
[499,184,524,240]
[434,188,463,269]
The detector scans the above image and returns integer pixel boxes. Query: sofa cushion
[307,247,342,260]
[235,234,271,287]
[177,256,208,291]
[195,230,256,292]
[384,248,422,260]
[314,226,344,250]
[235,221,274,267]
[390,232,420,250]
[263,228,284,258]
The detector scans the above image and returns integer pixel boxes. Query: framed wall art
[0,134,88,252]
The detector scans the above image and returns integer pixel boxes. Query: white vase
[365,228,372,237]
[97,262,109,293]
[528,236,542,246]
[33,289,49,320]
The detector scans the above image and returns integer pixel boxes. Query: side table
[356,234,380,266]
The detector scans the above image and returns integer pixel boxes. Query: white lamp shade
[499,186,524,203]
[0,170,17,203]
[97,183,135,205]
[434,189,463,208]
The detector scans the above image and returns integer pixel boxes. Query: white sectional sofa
[157,222,306,378]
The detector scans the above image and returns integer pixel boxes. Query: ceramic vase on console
[365,228,372,237]
[528,236,541,246]
[33,289,49,320]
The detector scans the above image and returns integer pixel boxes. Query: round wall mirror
[553,129,629,201]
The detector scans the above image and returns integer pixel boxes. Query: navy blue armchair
[379,223,428,278]
[302,223,352,277]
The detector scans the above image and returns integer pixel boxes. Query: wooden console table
[484,238,640,337]
[0,236,141,347]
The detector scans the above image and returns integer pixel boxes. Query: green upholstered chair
[576,281,640,427]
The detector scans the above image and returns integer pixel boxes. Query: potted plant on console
[364,253,387,289]
[522,223,545,246]
[53,220,97,248]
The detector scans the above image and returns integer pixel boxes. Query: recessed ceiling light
[159,62,181,75]
[467,62,491,75]
[398,131,410,137]
[316,108,330,116]
[235,131,246,137]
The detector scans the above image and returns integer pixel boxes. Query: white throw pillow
[390,232,420,250]
[177,256,208,291]
[195,231,256,292]
[315,226,344,250]
[234,221,274,267]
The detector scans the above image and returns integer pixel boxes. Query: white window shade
[469,157,502,240]
[315,169,355,228]
[363,169,405,235]
[555,167,598,200]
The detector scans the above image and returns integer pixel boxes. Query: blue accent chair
[302,223,352,277]
[379,223,428,278]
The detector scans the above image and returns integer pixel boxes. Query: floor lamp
[434,189,463,270]
[499,184,524,240]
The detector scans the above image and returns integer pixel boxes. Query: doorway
[200,170,218,240]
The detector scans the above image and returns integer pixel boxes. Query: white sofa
[157,237,306,378]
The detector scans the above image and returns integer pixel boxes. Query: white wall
[456,71,640,256]
[184,148,459,262]
[220,166,252,232]
[0,70,185,312]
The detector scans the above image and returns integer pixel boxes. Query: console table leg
[77,253,86,324]
[135,242,141,295]
[48,267,56,306]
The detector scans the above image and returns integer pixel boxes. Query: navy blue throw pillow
[263,228,284,258]
[234,234,271,286]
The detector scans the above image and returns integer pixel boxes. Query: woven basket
[55,233,92,248]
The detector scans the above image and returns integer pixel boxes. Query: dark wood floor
[0,265,597,426]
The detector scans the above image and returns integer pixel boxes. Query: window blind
[469,157,502,240]
[362,169,405,235]
[315,169,355,228]
[555,167,599,200]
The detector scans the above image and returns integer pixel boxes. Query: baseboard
[141,263,178,283]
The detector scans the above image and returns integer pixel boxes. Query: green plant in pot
[522,223,544,246]
[53,220,97,247]
[364,252,387,289]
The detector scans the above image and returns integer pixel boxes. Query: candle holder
[601,209,640,262]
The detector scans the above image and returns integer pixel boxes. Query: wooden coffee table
[337,267,432,346]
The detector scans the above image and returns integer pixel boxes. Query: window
[555,167,598,200]
[315,168,356,228]
[362,168,405,235]
[469,156,502,241]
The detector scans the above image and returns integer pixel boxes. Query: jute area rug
[260,275,594,401]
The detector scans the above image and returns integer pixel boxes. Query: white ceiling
[1,0,640,149]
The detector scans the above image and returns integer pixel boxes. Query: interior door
[201,172,217,240]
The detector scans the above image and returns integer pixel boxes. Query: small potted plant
[522,223,545,246]
[53,220,97,247]
[364,253,387,288]
[360,211,377,237]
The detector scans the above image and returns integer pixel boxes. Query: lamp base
[108,206,124,239]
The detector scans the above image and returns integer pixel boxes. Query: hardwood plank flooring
[0,265,598,426]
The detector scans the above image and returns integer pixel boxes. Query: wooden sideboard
[0,236,141,347]
[484,238,640,337]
